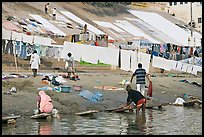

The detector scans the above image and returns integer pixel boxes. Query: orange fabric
[41,80,49,84]
[95,41,99,46]
[136,98,146,108]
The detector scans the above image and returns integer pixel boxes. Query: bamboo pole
[13,38,18,73]
[189,2,193,78]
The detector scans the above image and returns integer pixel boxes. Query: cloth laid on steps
[79,90,103,102]
[94,86,124,91]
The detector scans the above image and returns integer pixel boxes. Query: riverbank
[2,69,202,118]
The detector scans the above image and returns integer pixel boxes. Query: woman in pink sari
[37,91,53,113]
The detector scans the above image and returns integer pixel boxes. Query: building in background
[167,2,202,32]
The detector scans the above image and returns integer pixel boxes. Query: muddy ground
[2,69,202,118]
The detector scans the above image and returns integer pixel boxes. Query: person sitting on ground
[65,52,76,80]
[123,85,146,114]
[37,91,53,114]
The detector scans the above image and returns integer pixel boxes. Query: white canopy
[128,10,201,47]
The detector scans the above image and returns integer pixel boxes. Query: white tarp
[49,13,73,24]
[128,10,201,46]
[191,65,198,75]
[181,63,188,72]
[60,11,102,34]
[121,49,131,71]
[63,42,82,61]
[29,14,66,36]
[2,28,12,40]
[175,61,183,72]
[125,17,180,45]
[186,64,194,74]
[114,20,160,43]
[176,61,201,74]
[170,60,178,70]
[49,44,63,48]
[152,56,172,71]
[63,42,119,66]
[194,65,202,72]
[22,33,33,43]
[191,65,202,75]
[186,30,202,40]
[60,11,114,40]
[93,21,125,33]
[130,51,150,73]
[138,52,151,73]
[79,44,99,64]
[33,35,52,46]
[130,51,138,72]
[97,46,119,66]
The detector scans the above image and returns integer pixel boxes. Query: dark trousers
[5,40,14,55]
[2,39,6,53]
[32,69,38,77]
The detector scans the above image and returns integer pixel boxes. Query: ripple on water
[2,106,202,135]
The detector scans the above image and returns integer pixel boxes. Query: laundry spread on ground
[94,86,125,91]
[79,90,103,102]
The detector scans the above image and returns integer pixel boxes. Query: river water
[2,105,202,135]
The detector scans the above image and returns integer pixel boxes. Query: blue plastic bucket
[61,86,71,93]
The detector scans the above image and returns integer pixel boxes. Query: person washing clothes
[123,85,146,114]
[30,50,41,77]
[37,91,53,114]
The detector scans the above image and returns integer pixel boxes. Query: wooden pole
[189,2,193,77]
[13,38,18,73]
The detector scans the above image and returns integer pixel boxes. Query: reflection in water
[71,113,127,135]
[39,122,52,135]
[125,110,153,135]
[2,106,202,135]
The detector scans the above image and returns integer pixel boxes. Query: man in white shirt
[52,8,56,20]
[65,52,76,80]
[30,50,41,77]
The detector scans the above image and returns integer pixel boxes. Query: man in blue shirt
[130,63,151,97]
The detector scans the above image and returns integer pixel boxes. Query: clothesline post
[13,37,18,73]
[189,2,194,78]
